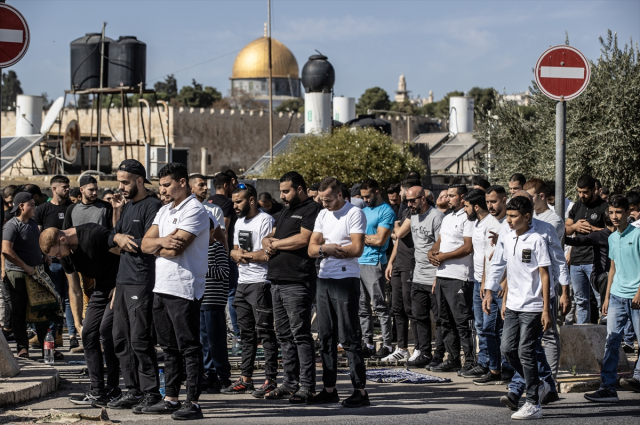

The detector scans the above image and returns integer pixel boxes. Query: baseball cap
[79,175,98,187]
[117,159,151,184]
[10,192,34,214]
[351,183,362,197]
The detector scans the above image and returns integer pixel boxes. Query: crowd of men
[1,163,639,420]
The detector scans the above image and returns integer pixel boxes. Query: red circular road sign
[0,3,30,68]
[535,45,590,101]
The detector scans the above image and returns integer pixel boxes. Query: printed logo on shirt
[291,215,303,219]
[131,296,138,299]
[590,213,598,220]
[522,249,532,263]
[173,218,177,224]
[58,213,64,219]
[133,220,140,222]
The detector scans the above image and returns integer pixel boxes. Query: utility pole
[267,0,274,163]
[96,22,106,176]
[555,98,566,220]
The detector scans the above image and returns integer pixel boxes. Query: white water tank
[16,95,44,136]
[305,92,331,134]
[333,96,355,123]
[449,96,474,134]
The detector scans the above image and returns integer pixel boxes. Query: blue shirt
[359,202,396,265]
[608,224,640,299]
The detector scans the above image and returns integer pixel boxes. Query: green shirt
[608,224,640,299]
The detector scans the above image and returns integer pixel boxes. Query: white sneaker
[538,380,551,405]
[408,349,421,362]
[511,402,543,420]
[381,348,409,363]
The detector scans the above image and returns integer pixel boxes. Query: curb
[0,360,59,406]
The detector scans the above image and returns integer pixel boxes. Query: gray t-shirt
[411,206,444,285]
[534,208,564,242]
[64,199,113,229]
[2,217,42,272]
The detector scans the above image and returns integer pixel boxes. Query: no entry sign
[535,45,590,101]
[0,3,30,68]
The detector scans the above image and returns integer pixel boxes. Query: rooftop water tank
[70,33,113,90]
[108,36,147,88]
[345,114,392,136]
[449,96,474,133]
[301,54,335,93]
[15,95,43,136]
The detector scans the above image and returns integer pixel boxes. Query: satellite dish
[40,96,64,134]
[63,120,80,163]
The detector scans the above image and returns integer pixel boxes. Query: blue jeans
[600,294,640,390]
[227,259,240,336]
[200,310,231,382]
[477,288,504,371]
[473,280,488,367]
[623,319,636,346]
[570,264,593,324]
[48,262,76,337]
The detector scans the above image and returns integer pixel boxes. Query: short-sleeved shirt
[35,200,73,230]
[534,208,564,242]
[411,206,443,284]
[568,197,608,265]
[63,199,113,229]
[267,197,321,282]
[2,217,42,272]
[152,195,210,300]
[502,227,551,312]
[436,207,474,281]
[202,200,225,230]
[209,194,236,249]
[359,202,396,265]
[483,214,505,262]
[608,224,640,299]
[234,211,274,284]
[314,201,366,279]
[471,215,490,282]
[395,208,415,272]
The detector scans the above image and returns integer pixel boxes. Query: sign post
[535,45,590,220]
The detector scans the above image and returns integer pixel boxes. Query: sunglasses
[237,183,247,189]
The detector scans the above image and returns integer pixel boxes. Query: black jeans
[501,308,543,405]
[271,280,316,392]
[435,277,474,364]
[4,271,29,353]
[316,277,366,389]
[200,309,231,381]
[112,284,159,394]
[152,293,203,402]
[233,282,278,380]
[410,283,433,354]
[390,268,414,349]
[83,288,120,389]
[430,286,445,359]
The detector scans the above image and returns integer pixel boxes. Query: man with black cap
[106,159,164,412]
[350,184,365,209]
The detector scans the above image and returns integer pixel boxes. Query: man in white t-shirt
[221,184,278,399]
[307,177,368,408]
[428,184,474,374]
[525,179,564,241]
[141,163,209,420]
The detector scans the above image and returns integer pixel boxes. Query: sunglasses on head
[237,183,247,189]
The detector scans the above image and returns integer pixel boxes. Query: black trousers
[410,283,433,354]
[233,282,279,380]
[316,277,366,389]
[430,286,446,359]
[390,268,415,349]
[3,271,29,352]
[435,277,474,364]
[83,288,120,389]
[152,293,203,402]
[112,284,159,394]
[271,280,316,392]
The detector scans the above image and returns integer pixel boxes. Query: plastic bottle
[159,368,165,397]
[44,329,55,364]
[231,336,239,355]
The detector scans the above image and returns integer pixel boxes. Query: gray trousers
[358,263,392,347]
[541,291,561,378]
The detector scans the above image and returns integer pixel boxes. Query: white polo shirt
[436,207,474,281]
[472,215,490,282]
[153,194,210,300]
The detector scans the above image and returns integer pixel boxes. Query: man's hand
[322,244,348,259]
[231,249,249,264]
[602,297,609,315]
[111,193,125,209]
[385,262,393,281]
[113,233,139,253]
[560,292,571,315]
[541,309,552,332]
[575,219,592,234]
[482,291,492,315]
[23,265,35,276]
[262,237,279,255]
[488,231,499,247]
[497,283,506,299]
[501,302,507,321]
[565,251,572,266]
[428,250,441,266]
[161,229,186,250]
[630,211,640,222]
[480,281,485,300]
[631,292,640,310]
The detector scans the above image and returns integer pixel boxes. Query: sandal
[264,385,296,400]
[289,388,312,404]
[18,349,29,358]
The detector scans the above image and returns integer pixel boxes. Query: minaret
[395,74,410,102]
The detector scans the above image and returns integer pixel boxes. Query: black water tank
[345,115,392,136]
[70,33,113,89]
[108,36,147,88]
[301,55,335,93]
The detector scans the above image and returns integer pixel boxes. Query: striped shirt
[201,241,229,310]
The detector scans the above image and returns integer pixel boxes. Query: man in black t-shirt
[565,175,609,324]
[262,172,321,403]
[40,223,121,407]
[258,192,283,219]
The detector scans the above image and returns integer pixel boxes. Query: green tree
[177,79,222,108]
[356,87,391,115]
[468,87,496,115]
[275,98,304,113]
[76,94,91,109]
[1,70,23,111]
[421,90,464,118]
[390,100,418,115]
[260,126,425,189]
[154,74,178,101]
[475,30,640,195]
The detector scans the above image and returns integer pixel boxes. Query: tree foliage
[154,74,178,101]
[356,87,391,115]
[421,91,464,118]
[1,70,23,111]
[261,126,425,189]
[177,79,222,108]
[475,30,640,195]
[275,97,303,113]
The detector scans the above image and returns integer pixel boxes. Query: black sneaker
[460,364,486,378]
[91,387,122,407]
[407,354,432,368]
[622,343,635,354]
[132,393,163,414]
[584,388,619,403]
[289,387,312,404]
[425,357,443,371]
[69,337,80,349]
[431,359,462,373]
[69,388,103,405]
[252,379,277,398]
[500,392,520,410]
[108,390,143,409]
[307,388,340,405]
[370,346,392,359]
[361,345,373,359]
[620,377,640,393]
[264,385,297,400]
[141,399,182,414]
[171,402,203,421]
[220,378,255,395]
[542,391,560,404]
[501,368,515,383]
[473,371,503,386]
[208,379,232,394]
[342,390,370,408]
[201,374,216,391]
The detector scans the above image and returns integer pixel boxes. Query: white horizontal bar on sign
[540,66,584,79]
[0,29,23,43]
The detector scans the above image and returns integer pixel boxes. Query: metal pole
[268,0,273,163]
[96,22,106,175]
[555,99,566,220]
[406,115,410,142]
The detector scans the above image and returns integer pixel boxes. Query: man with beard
[221,184,278,398]
[262,172,321,403]
[106,160,164,412]
[189,174,226,235]
[436,190,450,214]
[508,174,526,198]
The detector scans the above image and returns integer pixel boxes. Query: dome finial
[264,23,267,38]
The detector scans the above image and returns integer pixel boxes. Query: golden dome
[231,37,299,79]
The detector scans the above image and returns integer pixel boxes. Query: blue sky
[5,0,640,103]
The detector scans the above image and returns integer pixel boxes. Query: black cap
[117,159,151,184]
[70,187,81,197]
[79,175,98,187]
[351,183,362,197]
[10,192,33,214]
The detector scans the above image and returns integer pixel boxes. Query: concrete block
[0,332,20,377]
[559,324,629,373]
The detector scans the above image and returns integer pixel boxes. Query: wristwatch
[319,245,325,258]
